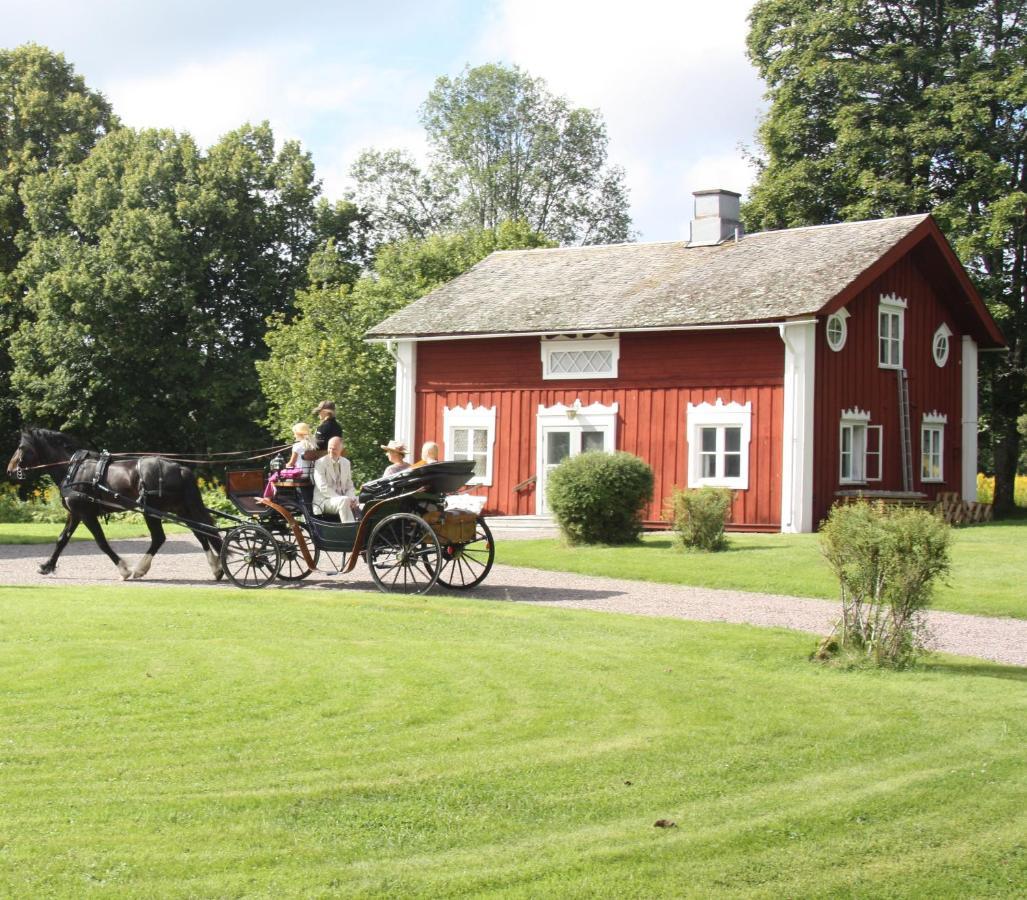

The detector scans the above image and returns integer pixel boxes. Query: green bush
[0,479,67,524]
[546,451,653,545]
[819,502,951,668]
[670,487,732,551]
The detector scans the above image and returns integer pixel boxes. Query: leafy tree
[0,44,117,438]
[351,63,632,246]
[744,0,1027,514]
[259,220,552,483]
[11,122,359,452]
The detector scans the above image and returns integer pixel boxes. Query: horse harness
[59,450,151,513]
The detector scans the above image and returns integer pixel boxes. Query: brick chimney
[688,189,743,247]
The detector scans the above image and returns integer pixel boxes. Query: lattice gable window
[541,335,620,380]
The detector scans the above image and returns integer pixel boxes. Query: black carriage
[221,460,495,594]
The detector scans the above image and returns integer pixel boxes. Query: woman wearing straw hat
[381,440,411,477]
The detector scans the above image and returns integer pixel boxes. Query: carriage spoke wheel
[219,525,282,589]
[366,513,441,595]
[434,517,495,590]
[274,525,320,581]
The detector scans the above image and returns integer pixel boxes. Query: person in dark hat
[313,400,342,453]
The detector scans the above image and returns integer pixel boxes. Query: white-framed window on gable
[878,293,906,369]
[443,403,496,486]
[826,308,850,351]
[921,411,946,483]
[932,323,952,367]
[540,335,619,380]
[686,400,752,490]
[839,408,874,484]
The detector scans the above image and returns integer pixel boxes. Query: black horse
[7,428,223,580]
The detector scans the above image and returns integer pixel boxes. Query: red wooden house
[367,190,1004,532]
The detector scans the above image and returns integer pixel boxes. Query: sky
[1,0,765,242]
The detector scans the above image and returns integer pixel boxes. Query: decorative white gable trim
[443,403,497,486]
[933,322,953,367]
[686,399,752,491]
[841,407,872,422]
[540,334,620,380]
[879,292,907,309]
[922,410,948,425]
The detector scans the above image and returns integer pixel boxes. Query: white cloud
[476,0,765,240]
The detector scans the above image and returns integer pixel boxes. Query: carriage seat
[224,468,268,516]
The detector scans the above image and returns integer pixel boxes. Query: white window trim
[826,308,850,352]
[839,407,872,485]
[443,403,496,486]
[866,424,883,482]
[686,399,752,490]
[540,334,620,380]
[878,293,906,370]
[535,399,619,515]
[921,410,947,484]
[933,323,953,368]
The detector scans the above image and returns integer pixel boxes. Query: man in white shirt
[312,437,357,522]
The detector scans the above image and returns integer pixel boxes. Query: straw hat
[312,400,336,415]
[380,439,408,455]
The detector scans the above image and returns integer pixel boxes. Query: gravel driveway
[3,534,1025,667]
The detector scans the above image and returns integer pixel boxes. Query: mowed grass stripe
[1,585,1024,897]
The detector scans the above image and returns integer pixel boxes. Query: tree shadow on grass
[918,660,1027,683]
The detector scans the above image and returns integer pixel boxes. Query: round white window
[933,324,951,367]
[826,313,848,351]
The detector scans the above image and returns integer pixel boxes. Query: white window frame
[866,424,883,482]
[921,411,947,483]
[826,308,850,352]
[686,400,752,490]
[443,403,496,486]
[932,323,952,368]
[540,335,619,380]
[535,400,618,515]
[878,293,906,370]
[839,407,872,484]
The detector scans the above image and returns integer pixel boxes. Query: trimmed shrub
[546,451,653,545]
[670,487,732,551]
[819,501,951,668]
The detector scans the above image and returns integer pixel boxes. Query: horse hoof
[117,561,132,580]
[215,569,224,582]
[38,564,54,575]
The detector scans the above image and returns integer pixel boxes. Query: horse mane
[22,427,85,456]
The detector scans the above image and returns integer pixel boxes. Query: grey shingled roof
[366,214,930,339]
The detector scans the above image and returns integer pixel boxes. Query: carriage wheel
[219,525,282,589]
[434,517,495,590]
[275,525,320,581]
[366,513,441,595]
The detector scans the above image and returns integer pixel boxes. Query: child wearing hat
[263,423,317,498]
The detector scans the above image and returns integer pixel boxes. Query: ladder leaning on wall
[897,368,914,492]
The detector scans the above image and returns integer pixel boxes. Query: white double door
[536,401,618,515]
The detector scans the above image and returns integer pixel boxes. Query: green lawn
[1,586,1024,897]
[497,519,1027,621]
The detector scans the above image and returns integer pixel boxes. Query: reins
[12,443,292,478]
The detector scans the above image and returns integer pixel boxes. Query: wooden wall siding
[813,253,964,526]
[416,331,784,526]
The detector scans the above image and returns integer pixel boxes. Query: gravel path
[3,534,1025,667]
